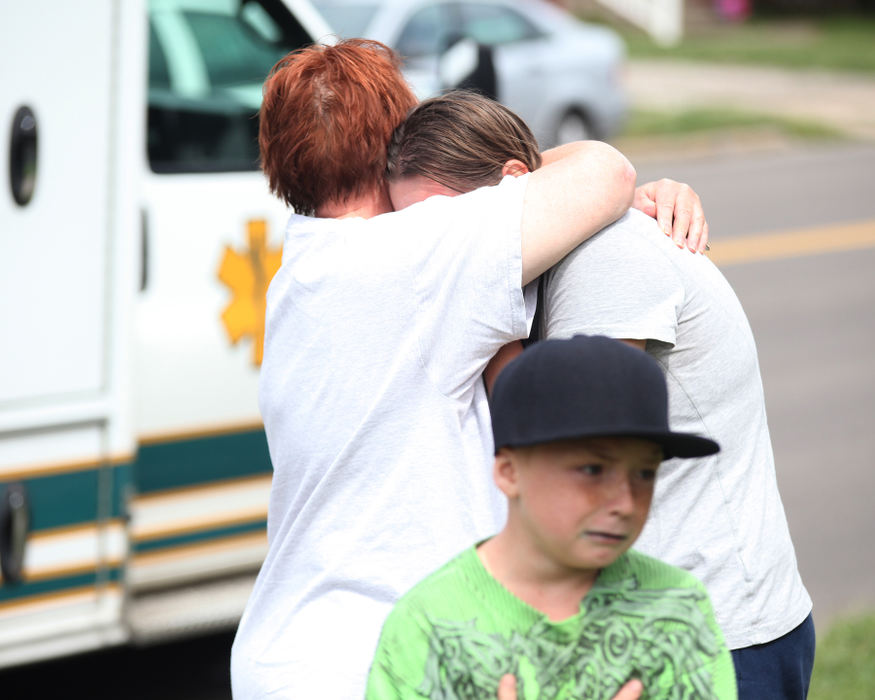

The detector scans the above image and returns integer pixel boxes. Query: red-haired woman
[231,39,708,700]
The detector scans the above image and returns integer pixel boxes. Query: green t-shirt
[366,547,737,700]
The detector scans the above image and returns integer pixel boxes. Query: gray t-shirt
[541,208,811,649]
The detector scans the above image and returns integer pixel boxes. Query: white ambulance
[0,0,332,668]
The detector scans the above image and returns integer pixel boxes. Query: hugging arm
[485,174,701,389]
[536,145,710,254]
[520,141,636,285]
[483,341,524,395]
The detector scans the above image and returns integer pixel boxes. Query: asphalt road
[2,141,873,698]
[636,141,875,631]
[634,141,875,237]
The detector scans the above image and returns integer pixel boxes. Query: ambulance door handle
[0,482,30,584]
[140,209,149,292]
[8,105,38,207]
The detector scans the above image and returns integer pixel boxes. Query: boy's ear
[501,159,530,178]
[493,449,520,498]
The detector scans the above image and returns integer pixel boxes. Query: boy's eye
[577,464,603,476]
[638,468,658,482]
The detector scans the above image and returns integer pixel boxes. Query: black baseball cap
[490,335,719,459]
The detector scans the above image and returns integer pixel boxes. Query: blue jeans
[731,613,816,699]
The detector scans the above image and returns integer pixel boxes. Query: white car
[311,0,628,147]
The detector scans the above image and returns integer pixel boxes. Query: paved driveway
[624,59,875,141]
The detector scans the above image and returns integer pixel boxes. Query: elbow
[623,158,637,204]
[612,147,637,215]
[593,140,636,216]
[575,139,635,220]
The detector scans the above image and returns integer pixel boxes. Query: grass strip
[583,14,875,74]
[621,107,843,139]
[809,611,875,698]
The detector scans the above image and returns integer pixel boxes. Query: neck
[315,186,392,220]
[478,530,599,622]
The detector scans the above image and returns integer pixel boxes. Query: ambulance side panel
[0,0,144,667]
[0,0,332,666]
[124,0,325,641]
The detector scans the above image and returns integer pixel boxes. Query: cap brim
[498,428,720,459]
[629,430,720,459]
[660,436,720,459]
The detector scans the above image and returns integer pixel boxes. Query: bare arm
[483,341,524,396]
[520,141,635,285]
[619,338,646,351]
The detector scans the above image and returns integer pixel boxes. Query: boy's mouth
[583,530,628,543]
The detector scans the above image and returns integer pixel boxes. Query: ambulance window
[186,11,285,86]
[148,19,171,90]
[147,0,311,173]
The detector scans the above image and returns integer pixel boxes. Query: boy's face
[503,437,662,574]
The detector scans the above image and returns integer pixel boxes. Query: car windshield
[459,3,541,45]
[313,2,379,38]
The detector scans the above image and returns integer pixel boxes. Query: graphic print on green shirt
[418,576,719,700]
[367,548,736,700]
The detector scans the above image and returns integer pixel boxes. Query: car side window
[395,4,457,59]
[457,3,541,45]
[147,0,310,173]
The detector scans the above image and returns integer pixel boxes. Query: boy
[367,334,736,700]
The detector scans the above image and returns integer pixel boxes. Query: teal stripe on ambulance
[13,461,131,533]
[133,519,267,554]
[21,469,101,532]
[0,567,121,604]
[134,427,272,494]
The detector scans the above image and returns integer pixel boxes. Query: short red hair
[259,39,417,215]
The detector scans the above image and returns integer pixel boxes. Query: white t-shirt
[231,175,535,699]
[541,208,811,650]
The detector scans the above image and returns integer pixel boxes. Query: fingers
[699,220,710,254]
[664,185,695,249]
[500,673,640,700]
[647,179,708,254]
[656,197,679,243]
[613,678,644,700]
[632,185,657,219]
[681,207,708,253]
[497,674,517,700]
[634,179,679,238]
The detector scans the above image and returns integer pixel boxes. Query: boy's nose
[606,474,636,516]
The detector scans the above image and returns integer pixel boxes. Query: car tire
[553,110,592,146]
